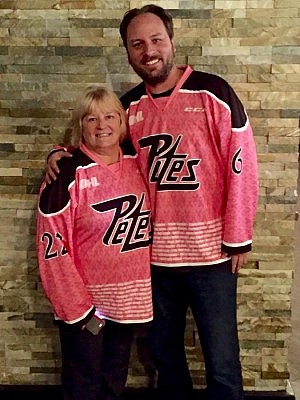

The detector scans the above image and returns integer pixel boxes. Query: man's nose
[144,41,156,55]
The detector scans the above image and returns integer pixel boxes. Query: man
[47,5,258,400]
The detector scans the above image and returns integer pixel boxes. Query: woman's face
[81,103,122,155]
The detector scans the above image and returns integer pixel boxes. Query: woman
[36,86,153,400]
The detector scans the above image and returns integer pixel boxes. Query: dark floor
[0,386,296,400]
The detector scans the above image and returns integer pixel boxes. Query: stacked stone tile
[0,0,299,392]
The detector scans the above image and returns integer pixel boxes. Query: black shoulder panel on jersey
[39,148,94,215]
[120,82,146,111]
[182,71,247,129]
[121,139,137,156]
[119,83,145,156]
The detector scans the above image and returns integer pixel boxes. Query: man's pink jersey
[121,65,258,268]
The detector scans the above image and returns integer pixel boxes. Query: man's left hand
[231,252,249,273]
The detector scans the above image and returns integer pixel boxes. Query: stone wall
[0,0,299,392]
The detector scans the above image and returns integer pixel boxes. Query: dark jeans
[58,319,133,400]
[151,260,244,400]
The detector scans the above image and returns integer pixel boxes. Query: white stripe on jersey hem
[151,257,231,268]
[54,305,94,324]
[223,239,252,247]
[99,316,153,324]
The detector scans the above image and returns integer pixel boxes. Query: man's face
[125,12,175,86]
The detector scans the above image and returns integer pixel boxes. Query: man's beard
[129,56,175,86]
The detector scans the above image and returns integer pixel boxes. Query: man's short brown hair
[119,4,174,50]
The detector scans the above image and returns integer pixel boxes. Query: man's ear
[172,39,176,53]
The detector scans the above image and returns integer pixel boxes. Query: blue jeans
[150,260,244,400]
[58,320,133,400]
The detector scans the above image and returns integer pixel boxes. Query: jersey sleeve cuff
[221,242,252,255]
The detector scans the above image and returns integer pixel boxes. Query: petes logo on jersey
[91,193,151,252]
[139,133,201,191]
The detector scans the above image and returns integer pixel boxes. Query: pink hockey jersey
[37,148,153,324]
[120,65,258,268]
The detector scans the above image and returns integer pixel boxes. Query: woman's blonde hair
[71,85,128,147]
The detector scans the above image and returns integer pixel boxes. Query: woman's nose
[96,118,106,129]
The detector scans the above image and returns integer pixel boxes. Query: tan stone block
[246,0,274,7]
[272,64,300,74]
[235,54,273,65]
[278,178,299,188]
[262,370,289,379]
[259,153,298,162]
[212,8,246,18]
[264,286,292,295]
[202,46,250,56]
[247,9,299,17]
[242,31,300,47]
[263,294,291,303]
[0,194,37,209]
[268,129,300,140]
[252,378,286,390]
[264,300,291,310]
[71,6,115,16]
[260,169,298,180]
[274,0,300,7]
[239,269,293,279]
[130,0,178,9]
[73,36,119,47]
[215,1,247,8]
[238,304,264,317]
[0,28,9,37]
[240,354,262,365]
[239,332,276,340]
[177,27,210,39]
[262,348,288,357]
[274,73,300,83]
[271,79,300,91]
[0,168,22,177]
[254,236,281,246]
[69,27,103,38]
[0,37,47,46]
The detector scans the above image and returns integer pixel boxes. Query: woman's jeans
[151,260,244,400]
[58,319,133,400]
